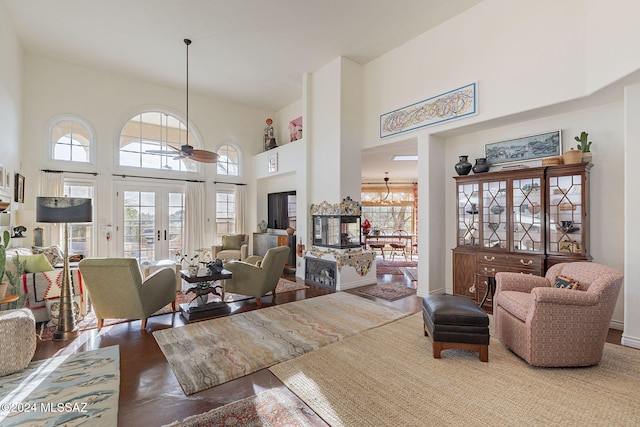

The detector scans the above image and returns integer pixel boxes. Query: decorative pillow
[32,245,65,266]
[45,296,84,326]
[554,275,580,290]
[22,254,54,273]
[68,254,85,263]
[222,234,244,251]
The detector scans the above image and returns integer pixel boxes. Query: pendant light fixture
[381,172,391,202]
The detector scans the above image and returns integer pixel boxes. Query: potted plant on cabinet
[574,131,592,163]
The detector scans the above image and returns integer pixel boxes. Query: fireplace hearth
[305,257,336,288]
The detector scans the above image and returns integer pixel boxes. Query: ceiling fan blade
[189,149,219,163]
[146,149,176,155]
[146,145,182,155]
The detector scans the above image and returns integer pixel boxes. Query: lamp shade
[36,197,92,223]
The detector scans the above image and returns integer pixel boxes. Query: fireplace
[305,257,336,288]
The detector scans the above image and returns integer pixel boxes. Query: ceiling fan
[147,39,218,163]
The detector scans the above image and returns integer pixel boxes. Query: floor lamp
[36,197,92,341]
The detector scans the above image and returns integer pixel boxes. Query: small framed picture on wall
[15,173,24,203]
[268,153,278,173]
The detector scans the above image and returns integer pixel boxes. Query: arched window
[49,116,94,163]
[118,111,200,173]
[216,144,240,176]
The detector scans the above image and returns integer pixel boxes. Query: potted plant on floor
[0,231,9,299]
[0,231,27,308]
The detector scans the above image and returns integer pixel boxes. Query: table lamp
[36,197,92,340]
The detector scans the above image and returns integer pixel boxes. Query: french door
[116,184,185,262]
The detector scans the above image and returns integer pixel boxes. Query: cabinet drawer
[476,252,511,264]
[476,263,505,275]
[476,252,543,269]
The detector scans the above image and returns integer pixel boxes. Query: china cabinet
[452,162,592,304]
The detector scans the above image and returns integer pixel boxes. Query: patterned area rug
[0,346,119,427]
[356,283,417,301]
[162,389,313,427]
[400,267,418,281]
[153,292,410,395]
[37,278,307,341]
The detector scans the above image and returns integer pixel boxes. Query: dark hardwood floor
[32,266,623,426]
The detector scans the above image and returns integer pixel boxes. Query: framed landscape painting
[485,130,562,166]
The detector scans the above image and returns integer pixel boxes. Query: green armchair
[78,258,176,330]
[223,246,290,306]
[212,234,249,261]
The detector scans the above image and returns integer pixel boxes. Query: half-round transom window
[49,117,93,163]
[118,111,200,173]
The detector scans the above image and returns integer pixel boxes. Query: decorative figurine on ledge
[11,225,26,238]
[264,118,277,150]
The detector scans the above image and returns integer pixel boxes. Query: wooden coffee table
[179,269,232,322]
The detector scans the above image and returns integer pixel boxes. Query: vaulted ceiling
[3,0,484,181]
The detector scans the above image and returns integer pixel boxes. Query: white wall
[0,2,22,227]
[275,99,302,148]
[358,0,639,335]
[361,0,613,148]
[20,53,271,255]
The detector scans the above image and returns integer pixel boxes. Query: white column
[623,83,640,348]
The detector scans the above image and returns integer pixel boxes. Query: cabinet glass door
[458,183,479,246]
[482,180,507,249]
[512,177,543,252]
[548,174,583,254]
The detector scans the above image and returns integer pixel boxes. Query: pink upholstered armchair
[494,262,623,367]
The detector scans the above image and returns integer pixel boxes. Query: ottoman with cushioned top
[423,295,490,362]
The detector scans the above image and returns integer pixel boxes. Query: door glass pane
[482,181,507,249]
[458,183,479,246]
[124,191,156,262]
[548,175,583,254]
[168,192,185,260]
[512,177,543,252]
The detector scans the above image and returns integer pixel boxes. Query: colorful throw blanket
[21,268,85,323]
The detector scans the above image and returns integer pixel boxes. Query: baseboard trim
[609,319,624,331]
[621,334,640,349]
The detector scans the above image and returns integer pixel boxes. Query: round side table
[0,294,19,308]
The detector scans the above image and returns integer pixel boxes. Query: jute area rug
[162,389,314,427]
[271,313,640,427]
[153,292,410,395]
[0,346,120,426]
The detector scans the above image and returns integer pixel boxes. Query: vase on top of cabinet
[452,162,592,304]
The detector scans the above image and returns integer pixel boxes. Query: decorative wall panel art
[380,83,477,138]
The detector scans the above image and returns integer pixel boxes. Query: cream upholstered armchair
[211,234,249,261]
[78,258,176,330]
[223,246,289,306]
[494,262,623,367]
